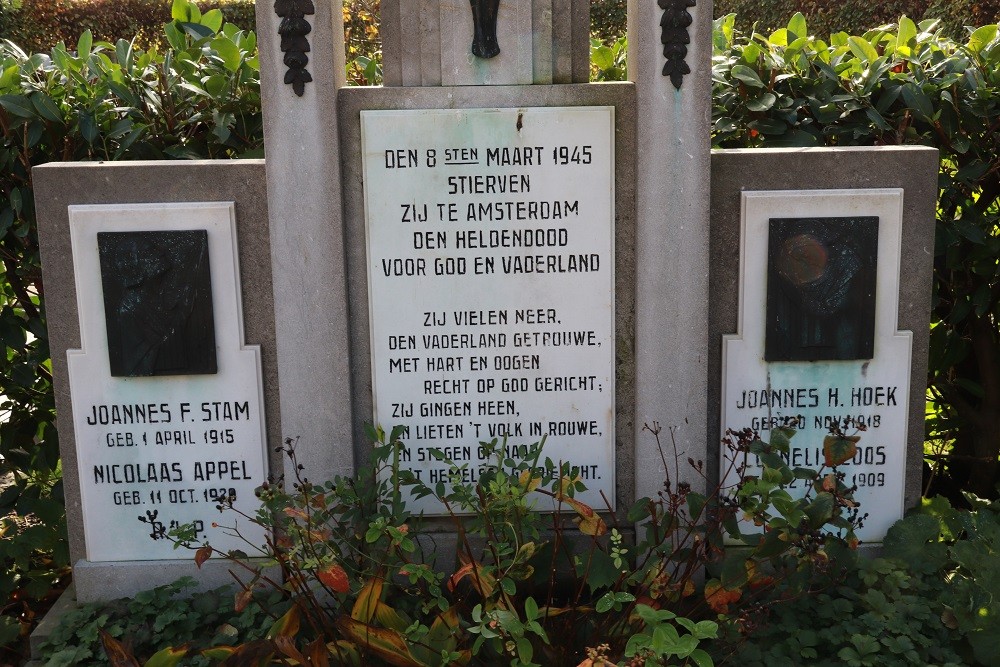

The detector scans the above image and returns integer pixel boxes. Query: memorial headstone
[34,161,281,600]
[709,147,939,543]
[67,203,267,561]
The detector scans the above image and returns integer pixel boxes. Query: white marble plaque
[362,107,615,513]
[721,189,910,543]
[68,203,267,561]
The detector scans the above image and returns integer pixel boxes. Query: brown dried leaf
[704,579,742,614]
[218,640,277,667]
[561,496,607,536]
[518,469,541,492]
[99,629,141,667]
[306,637,331,667]
[234,588,253,613]
[274,636,309,664]
[266,605,301,640]
[351,578,384,623]
[335,617,419,667]
[194,545,212,569]
[447,562,474,593]
[822,473,837,492]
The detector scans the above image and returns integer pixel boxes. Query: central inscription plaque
[362,107,616,513]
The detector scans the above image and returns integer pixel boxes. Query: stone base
[27,584,78,664]
[29,560,279,662]
[71,558,260,603]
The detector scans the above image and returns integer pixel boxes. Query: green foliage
[590,35,627,82]
[0,0,256,53]
[623,605,717,667]
[0,1,262,655]
[137,423,859,666]
[33,432,998,666]
[0,0,386,84]
[723,554,967,666]
[713,0,1000,41]
[720,495,1000,666]
[343,0,382,86]
[900,495,1000,665]
[37,577,288,666]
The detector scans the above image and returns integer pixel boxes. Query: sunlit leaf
[317,562,350,593]
[823,434,859,467]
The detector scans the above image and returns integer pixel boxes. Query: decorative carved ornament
[659,0,696,89]
[274,0,314,96]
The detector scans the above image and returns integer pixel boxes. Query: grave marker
[35,160,280,600]
[338,83,637,514]
[709,148,940,543]
[67,203,267,561]
[721,191,910,541]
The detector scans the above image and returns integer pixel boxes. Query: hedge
[0,0,255,52]
[714,0,1000,40]
[591,0,626,44]
[7,1,999,55]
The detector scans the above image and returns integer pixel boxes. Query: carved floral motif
[274,0,315,96]
[659,0,696,89]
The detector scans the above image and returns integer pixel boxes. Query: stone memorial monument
[709,147,939,542]
[358,105,618,511]
[34,161,281,600]
[30,0,940,643]
[254,0,713,518]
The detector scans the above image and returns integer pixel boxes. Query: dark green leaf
[31,93,62,123]
[747,92,777,112]
[882,513,947,573]
[78,112,98,143]
[180,22,214,40]
[0,94,34,117]
[731,64,765,88]
[720,552,749,589]
[804,492,834,528]
[900,82,933,120]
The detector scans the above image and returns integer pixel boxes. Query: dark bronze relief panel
[765,217,879,362]
[98,230,217,377]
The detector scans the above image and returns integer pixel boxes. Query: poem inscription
[362,107,616,513]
